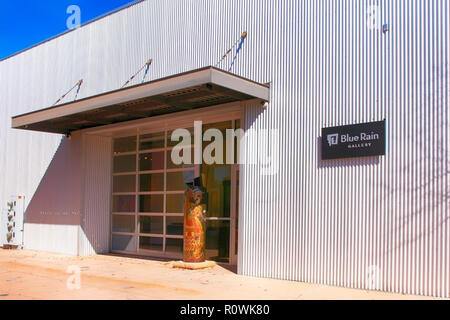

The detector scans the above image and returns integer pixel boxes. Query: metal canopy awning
[12,66,269,134]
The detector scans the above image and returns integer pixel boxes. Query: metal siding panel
[0,0,448,298]
[23,223,79,255]
[79,135,112,255]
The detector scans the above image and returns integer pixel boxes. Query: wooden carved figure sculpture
[183,185,207,262]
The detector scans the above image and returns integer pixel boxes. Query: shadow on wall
[25,137,81,226]
[24,133,111,255]
[316,136,380,168]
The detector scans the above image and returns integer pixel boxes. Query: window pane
[167,128,194,147]
[139,152,164,171]
[139,173,164,192]
[202,121,232,133]
[113,155,136,173]
[112,195,135,213]
[139,195,163,213]
[202,121,232,164]
[112,234,135,251]
[166,216,184,236]
[113,175,136,193]
[167,148,193,169]
[139,216,163,234]
[166,238,183,254]
[139,132,165,150]
[166,194,185,213]
[166,171,188,191]
[139,236,163,251]
[113,136,136,154]
[205,220,230,263]
[202,165,231,217]
[112,215,135,233]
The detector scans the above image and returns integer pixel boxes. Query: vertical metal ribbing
[80,135,112,255]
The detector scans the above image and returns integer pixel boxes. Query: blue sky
[0,0,139,59]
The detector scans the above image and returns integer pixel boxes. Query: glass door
[111,130,192,259]
[111,118,240,264]
[201,120,238,264]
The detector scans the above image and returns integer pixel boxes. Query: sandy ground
[0,248,438,300]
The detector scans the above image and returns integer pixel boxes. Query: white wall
[79,134,112,255]
[0,0,448,297]
[23,224,79,255]
[19,131,83,255]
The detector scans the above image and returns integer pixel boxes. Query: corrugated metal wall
[239,0,449,298]
[23,224,79,255]
[0,0,448,297]
[79,134,112,255]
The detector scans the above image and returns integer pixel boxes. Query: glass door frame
[108,110,241,264]
[201,119,239,265]
[110,130,189,260]
[229,163,239,265]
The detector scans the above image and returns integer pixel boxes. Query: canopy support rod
[215,31,247,68]
[53,79,83,106]
[121,58,153,88]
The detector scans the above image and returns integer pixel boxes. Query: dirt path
[0,249,436,300]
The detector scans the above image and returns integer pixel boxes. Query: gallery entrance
[110,117,241,264]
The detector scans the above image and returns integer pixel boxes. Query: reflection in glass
[139,132,165,150]
[166,194,185,213]
[139,236,163,251]
[201,165,231,217]
[139,173,164,192]
[166,216,184,235]
[166,238,183,254]
[139,194,164,213]
[139,151,164,171]
[113,136,136,154]
[113,175,136,193]
[113,155,136,173]
[112,215,135,233]
[166,171,188,191]
[202,121,232,165]
[139,216,163,234]
[112,234,135,251]
[111,122,238,260]
[205,220,230,263]
[112,195,135,213]
[202,121,232,133]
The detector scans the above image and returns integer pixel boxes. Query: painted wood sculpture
[184,185,207,262]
